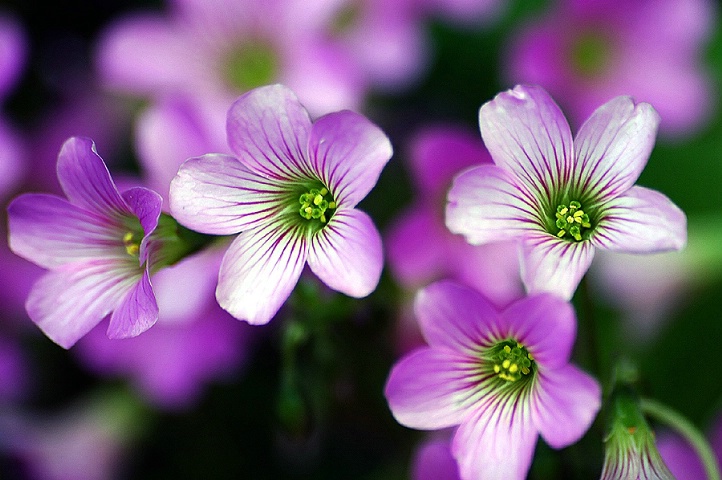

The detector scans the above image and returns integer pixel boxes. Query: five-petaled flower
[7,137,162,348]
[170,84,392,325]
[446,84,687,300]
[384,280,601,480]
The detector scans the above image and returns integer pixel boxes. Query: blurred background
[1,0,722,478]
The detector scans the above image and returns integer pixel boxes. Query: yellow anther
[123,232,134,243]
[509,363,519,373]
[558,207,568,215]
[566,215,574,223]
[313,194,324,205]
[502,359,511,369]
[319,187,328,196]
[527,353,534,361]
[125,244,139,256]
[494,365,501,373]
[328,201,336,209]
[521,367,530,375]
[503,345,511,354]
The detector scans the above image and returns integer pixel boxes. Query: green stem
[640,398,721,480]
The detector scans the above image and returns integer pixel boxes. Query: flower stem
[640,398,721,480]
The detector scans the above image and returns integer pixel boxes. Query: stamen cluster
[555,200,591,241]
[488,340,534,382]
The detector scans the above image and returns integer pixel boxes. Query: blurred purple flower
[0,13,26,200]
[0,389,144,480]
[170,84,392,325]
[446,85,687,300]
[322,0,429,91]
[505,0,717,138]
[96,0,363,117]
[74,248,254,410]
[7,137,162,348]
[385,281,600,480]
[417,0,505,26]
[386,125,522,308]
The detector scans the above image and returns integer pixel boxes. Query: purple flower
[505,0,717,137]
[96,0,363,117]
[384,280,601,480]
[0,13,26,200]
[7,137,162,348]
[170,84,392,325]
[446,85,687,300]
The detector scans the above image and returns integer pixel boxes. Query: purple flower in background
[0,389,144,480]
[386,125,522,308]
[446,85,687,300]
[96,0,363,117]
[505,0,717,137]
[7,137,162,348]
[385,281,601,480]
[0,13,26,199]
[170,84,392,325]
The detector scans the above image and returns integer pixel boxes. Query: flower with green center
[170,84,392,325]
[385,280,601,480]
[447,85,687,300]
[7,137,164,348]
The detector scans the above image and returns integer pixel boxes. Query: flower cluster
[1,0,714,473]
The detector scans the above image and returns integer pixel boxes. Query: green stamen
[555,200,592,241]
[488,340,535,383]
[299,187,336,224]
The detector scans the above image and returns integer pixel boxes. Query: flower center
[224,40,278,91]
[570,31,612,78]
[123,231,141,257]
[299,187,336,224]
[488,340,534,383]
[555,200,592,241]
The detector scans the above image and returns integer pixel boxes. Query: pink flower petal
[572,96,660,202]
[226,84,313,180]
[307,209,382,298]
[106,268,159,339]
[531,365,601,448]
[500,293,577,369]
[56,137,129,219]
[520,232,596,300]
[308,110,392,208]
[8,194,123,269]
[414,281,501,354]
[446,164,541,244]
[170,154,288,235]
[479,85,573,200]
[384,348,479,430]
[592,185,687,253]
[26,261,139,348]
[452,396,537,480]
[216,222,307,325]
